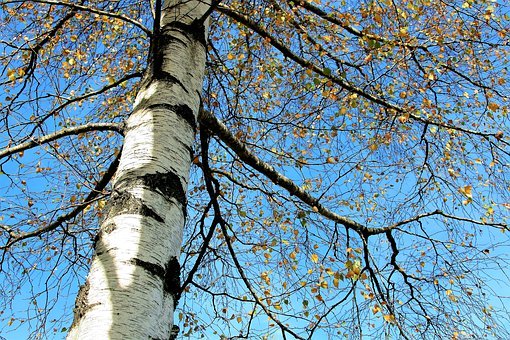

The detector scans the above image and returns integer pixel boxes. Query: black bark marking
[93,222,117,253]
[69,280,100,330]
[145,103,196,131]
[174,104,196,132]
[165,257,181,308]
[131,256,181,308]
[162,20,207,47]
[189,146,194,163]
[103,190,164,223]
[112,171,187,220]
[169,325,180,340]
[135,172,186,206]
[179,140,194,160]
[131,258,166,280]
[153,71,189,94]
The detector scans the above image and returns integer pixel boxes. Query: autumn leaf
[383,314,396,323]
[7,69,16,81]
[458,185,473,198]
[488,102,499,111]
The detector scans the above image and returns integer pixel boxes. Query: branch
[217,4,502,138]
[380,209,508,235]
[5,0,151,35]
[199,127,304,340]
[180,204,217,292]
[0,122,123,160]
[199,109,366,233]
[216,4,390,107]
[2,7,77,103]
[292,0,424,50]
[1,151,121,249]
[27,71,142,138]
[200,110,508,238]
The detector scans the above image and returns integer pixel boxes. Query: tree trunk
[67,1,210,338]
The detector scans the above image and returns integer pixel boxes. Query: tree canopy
[1,0,509,338]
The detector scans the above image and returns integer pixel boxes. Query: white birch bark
[68,1,210,338]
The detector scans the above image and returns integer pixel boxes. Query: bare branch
[1,122,123,160]
[1,150,121,249]
[382,209,508,234]
[26,71,142,139]
[199,127,305,340]
[199,108,366,232]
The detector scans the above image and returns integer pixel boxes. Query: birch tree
[65,0,210,338]
[1,0,509,339]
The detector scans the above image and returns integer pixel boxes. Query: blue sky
[1,0,510,339]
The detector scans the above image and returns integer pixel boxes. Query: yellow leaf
[448,294,458,303]
[398,115,408,123]
[458,185,473,198]
[326,156,336,164]
[311,253,319,263]
[7,68,16,81]
[97,199,106,210]
[368,143,378,151]
[488,102,499,111]
[383,314,395,323]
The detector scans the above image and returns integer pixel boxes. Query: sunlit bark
[67,1,210,338]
